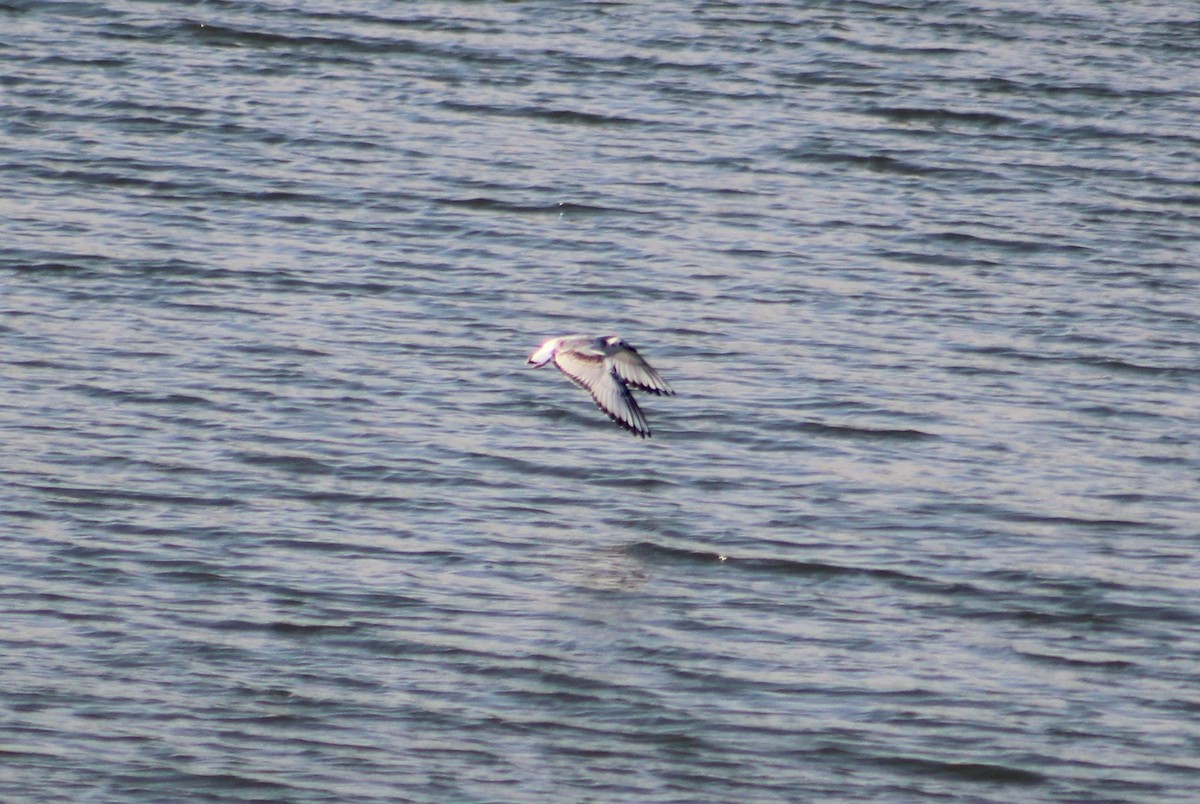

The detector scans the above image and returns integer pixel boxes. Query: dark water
[3,1,1199,801]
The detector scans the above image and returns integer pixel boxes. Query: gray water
[3,1,1199,801]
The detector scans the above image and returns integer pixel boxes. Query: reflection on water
[566,544,651,593]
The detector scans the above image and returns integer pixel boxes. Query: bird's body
[527,335,674,438]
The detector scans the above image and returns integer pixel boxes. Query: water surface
[2,1,1199,801]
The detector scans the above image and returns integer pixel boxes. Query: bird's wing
[554,350,651,438]
[607,344,674,396]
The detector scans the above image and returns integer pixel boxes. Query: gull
[527,335,675,438]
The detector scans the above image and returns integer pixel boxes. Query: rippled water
[3,1,1199,801]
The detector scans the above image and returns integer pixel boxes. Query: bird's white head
[527,337,562,367]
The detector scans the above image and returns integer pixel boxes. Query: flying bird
[527,335,675,438]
